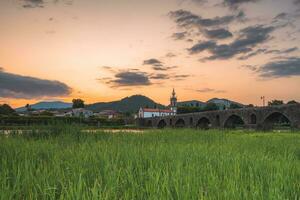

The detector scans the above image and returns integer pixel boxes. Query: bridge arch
[157,119,167,129]
[224,114,245,128]
[262,112,291,129]
[197,117,211,129]
[175,118,185,128]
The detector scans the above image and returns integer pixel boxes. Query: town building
[138,89,177,118]
[62,108,94,118]
[94,110,120,119]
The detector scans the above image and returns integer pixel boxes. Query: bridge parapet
[137,104,300,129]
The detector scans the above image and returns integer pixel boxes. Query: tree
[287,100,298,104]
[0,104,16,115]
[177,106,201,114]
[25,104,33,112]
[229,103,243,109]
[247,104,254,108]
[72,99,85,109]
[203,103,219,111]
[268,100,284,106]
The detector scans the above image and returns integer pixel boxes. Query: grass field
[0,126,299,199]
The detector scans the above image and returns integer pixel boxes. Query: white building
[138,108,175,118]
[138,89,178,118]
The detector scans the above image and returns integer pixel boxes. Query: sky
[0,0,300,108]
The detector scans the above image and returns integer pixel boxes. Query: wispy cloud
[99,65,189,88]
[21,0,73,8]
[143,59,163,67]
[222,0,261,9]
[203,28,233,39]
[143,58,178,71]
[22,0,44,8]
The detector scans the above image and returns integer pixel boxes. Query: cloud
[240,64,258,71]
[203,28,233,39]
[196,88,226,93]
[99,66,189,88]
[105,71,151,87]
[152,66,178,71]
[165,52,177,57]
[22,0,73,8]
[173,74,190,80]
[259,57,300,78]
[169,9,245,28]
[0,69,71,99]
[172,32,188,40]
[274,12,289,21]
[238,47,298,60]
[143,58,178,71]
[189,24,275,60]
[143,59,163,66]
[223,0,260,9]
[237,48,267,60]
[22,0,44,8]
[150,74,170,80]
[190,0,207,5]
[281,47,299,53]
[188,41,217,54]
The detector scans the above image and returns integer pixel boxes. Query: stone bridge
[137,104,300,129]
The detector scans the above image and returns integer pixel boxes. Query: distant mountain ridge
[178,98,244,109]
[16,101,72,112]
[15,95,244,113]
[177,100,206,108]
[207,98,244,108]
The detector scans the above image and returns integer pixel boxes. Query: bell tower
[170,88,177,114]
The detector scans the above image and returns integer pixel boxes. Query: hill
[16,101,72,112]
[207,98,244,109]
[86,95,166,113]
[177,100,206,108]
[177,98,244,110]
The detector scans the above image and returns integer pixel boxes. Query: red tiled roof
[141,108,173,113]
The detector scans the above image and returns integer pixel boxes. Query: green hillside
[86,95,166,113]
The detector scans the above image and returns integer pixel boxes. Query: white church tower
[170,88,177,114]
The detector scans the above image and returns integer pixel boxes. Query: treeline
[0,116,125,127]
[177,100,299,114]
[268,100,298,106]
[177,102,244,114]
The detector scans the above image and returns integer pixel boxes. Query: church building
[138,89,177,118]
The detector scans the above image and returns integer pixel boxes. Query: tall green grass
[0,126,299,199]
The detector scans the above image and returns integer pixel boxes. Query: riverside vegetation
[0,125,299,199]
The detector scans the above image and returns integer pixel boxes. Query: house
[94,110,120,119]
[53,108,93,118]
[72,108,93,118]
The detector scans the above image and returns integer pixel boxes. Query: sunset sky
[0,0,300,108]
